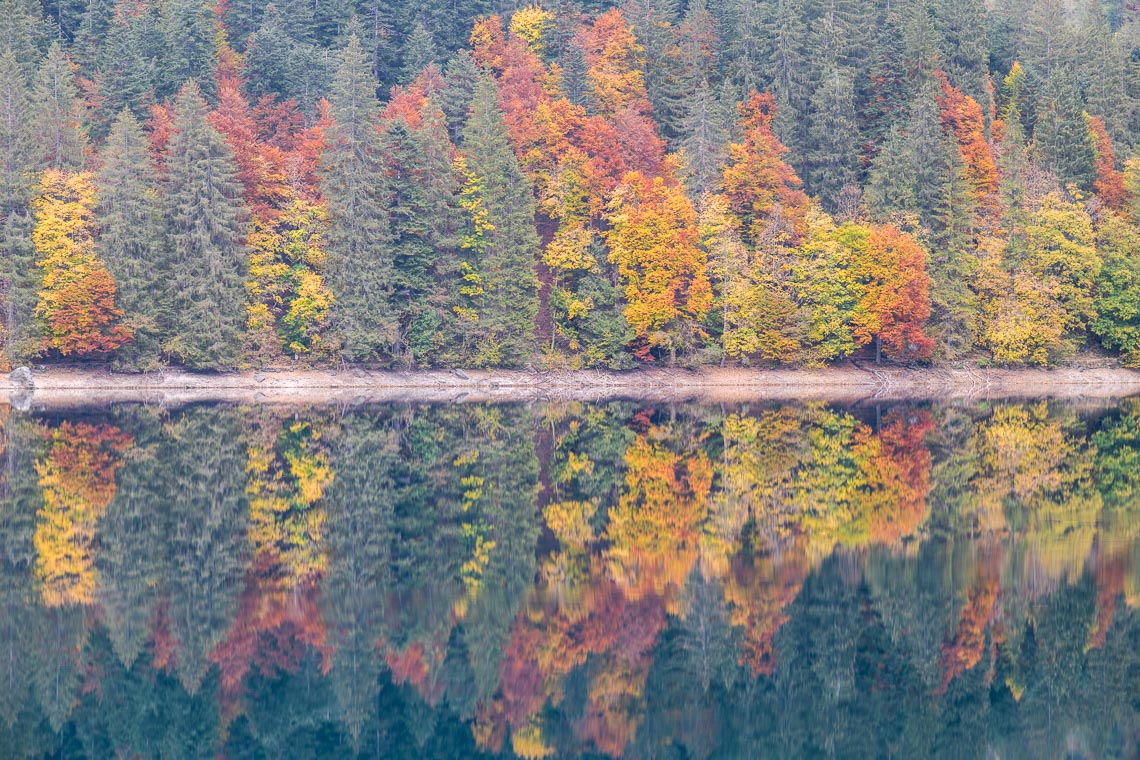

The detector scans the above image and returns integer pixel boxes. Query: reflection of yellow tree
[708,406,934,674]
[245,419,332,584]
[975,403,1100,584]
[212,414,333,698]
[606,426,712,607]
[34,422,132,606]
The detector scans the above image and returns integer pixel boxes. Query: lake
[2,397,1140,758]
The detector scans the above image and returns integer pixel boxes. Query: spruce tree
[805,65,860,211]
[680,80,730,196]
[0,46,36,366]
[73,0,116,75]
[1034,73,1096,189]
[387,100,462,366]
[400,20,437,84]
[865,124,918,218]
[158,0,218,101]
[0,47,33,212]
[441,50,479,141]
[163,82,249,370]
[96,109,167,370]
[320,34,395,363]
[31,43,87,173]
[457,76,540,367]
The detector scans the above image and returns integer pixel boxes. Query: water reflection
[2,399,1140,757]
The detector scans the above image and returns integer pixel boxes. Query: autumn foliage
[32,170,132,356]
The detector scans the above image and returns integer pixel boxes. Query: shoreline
[5,366,1140,407]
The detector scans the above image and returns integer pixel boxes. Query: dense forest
[1,0,1139,370]
[4,398,1140,756]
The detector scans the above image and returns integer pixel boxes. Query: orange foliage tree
[32,170,133,356]
[936,73,1000,218]
[1085,113,1126,210]
[853,225,935,361]
[721,92,809,243]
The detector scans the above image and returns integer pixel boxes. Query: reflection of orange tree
[34,421,132,607]
[706,406,934,675]
[212,414,334,699]
[475,558,666,758]
[937,544,1001,694]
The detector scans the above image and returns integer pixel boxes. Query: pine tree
[320,34,394,363]
[163,82,249,370]
[31,43,87,173]
[456,76,540,367]
[96,109,166,370]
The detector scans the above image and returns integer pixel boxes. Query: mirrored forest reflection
[3,397,1140,758]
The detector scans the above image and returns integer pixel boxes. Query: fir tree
[320,34,395,363]
[162,82,249,370]
[96,109,166,370]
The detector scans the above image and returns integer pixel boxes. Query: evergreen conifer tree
[320,34,395,363]
[97,109,167,370]
[456,76,540,367]
[32,43,87,173]
[162,82,249,370]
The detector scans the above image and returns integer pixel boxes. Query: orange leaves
[722,92,809,243]
[936,72,1000,218]
[1086,114,1126,210]
[32,170,133,357]
[854,225,935,360]
[575,9,650,118]
[604,172,711,356]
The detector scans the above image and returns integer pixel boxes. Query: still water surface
[2,398,1140,758]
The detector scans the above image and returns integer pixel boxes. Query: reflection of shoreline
[6,366,1140,407]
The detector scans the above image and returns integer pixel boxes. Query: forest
[1,0,1139,370]
[4,398,1140,756]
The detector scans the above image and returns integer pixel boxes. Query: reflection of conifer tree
[159,406,250,694]
[97,407,172,669]
[320,411,398,739]
[0,413,45,736]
